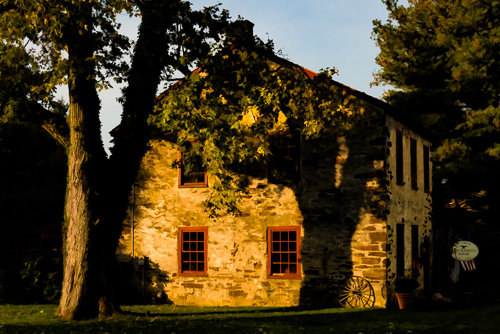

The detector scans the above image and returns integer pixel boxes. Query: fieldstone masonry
[117,100,432,308]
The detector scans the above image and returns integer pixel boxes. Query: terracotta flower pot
[396,292,415,309]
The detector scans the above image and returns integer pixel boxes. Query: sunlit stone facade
[117,91,432,308]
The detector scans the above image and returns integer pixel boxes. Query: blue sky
[99,0,391,151]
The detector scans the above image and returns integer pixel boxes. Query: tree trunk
[94,0,177,317]
[56,0,178,319]
[56,6,107,319]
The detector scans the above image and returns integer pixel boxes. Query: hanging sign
[451,241,479,261]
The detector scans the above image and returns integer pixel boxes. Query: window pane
[181,253,189,262]
[198,232,204,242]
[289,231,296,241]
[183,232,190,241]
[272,231,280,241]
[182,261,189,271]
[197,241,204,251]
[272,241,280,252]
[289,241,296,251]
[197,252,204,262]
[290,253,297,263]
[281,263,288,274]
[197,262,204,272]
[190,262,197,271]
[281,253,289,264]
[271,253,280,264]
[183,242,189,251]
[289,263,297,273]
[281,232,288,241]
[271,263,280,274]
[281,242,288,251]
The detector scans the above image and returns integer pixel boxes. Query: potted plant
[394,276,419,309]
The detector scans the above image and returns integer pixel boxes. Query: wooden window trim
[178,226,208,277]
[267,226,301,280]
[410,138,418,190]
[423,145,430,193]
[395,131,404,186]
[178,151,208,188]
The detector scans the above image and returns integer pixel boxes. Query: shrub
[20,249,62,303]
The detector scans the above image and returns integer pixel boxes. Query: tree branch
[33,103,69,149]
[41,120,69,148]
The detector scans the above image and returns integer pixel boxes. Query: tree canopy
[373,0,500,222]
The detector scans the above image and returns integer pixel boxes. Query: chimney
[226,20,255,47]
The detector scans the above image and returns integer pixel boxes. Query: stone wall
[385,116,433,305]
[117,139,304,306]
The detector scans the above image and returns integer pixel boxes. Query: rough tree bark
[56,4,108,320]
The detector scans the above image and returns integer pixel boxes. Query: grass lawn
[0,303,498,333]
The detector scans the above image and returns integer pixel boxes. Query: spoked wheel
[338,276,375,308]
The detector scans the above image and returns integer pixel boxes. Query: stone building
[116,55,432,309]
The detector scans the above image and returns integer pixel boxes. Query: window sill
[267,274,302,280]
[178,272,208,277]
[178,183,208,188]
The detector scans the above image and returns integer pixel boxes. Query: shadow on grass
[2,304,499,334]
[120,305,357,318]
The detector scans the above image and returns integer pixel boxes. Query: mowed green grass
[0,303,498,333]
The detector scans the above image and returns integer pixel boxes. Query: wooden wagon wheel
[338,276,375,308]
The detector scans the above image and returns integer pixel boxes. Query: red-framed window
[178,151,208,188]
[178,227,208,276]
[268,133,301,185]
[396,131,404,186]
[267,226,301,279]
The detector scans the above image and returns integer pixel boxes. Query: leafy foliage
[20,250,63,303]
[151,29,361,216]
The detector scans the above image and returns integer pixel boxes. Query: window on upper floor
[267,226,301,279]
[268,133,300,185]
[178,145,208,188]
[423,145,430,193]
[410,138,418,190]
[178,227,208,276]
[396,131,404,186]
